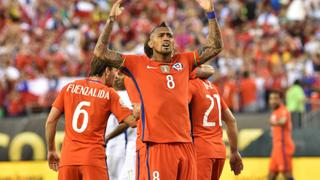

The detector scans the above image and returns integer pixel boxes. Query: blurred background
[0,0,319,179]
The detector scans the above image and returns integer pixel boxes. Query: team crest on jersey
[160,65,170,74]
[172,62,183,71]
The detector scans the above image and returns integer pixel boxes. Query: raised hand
[48,150,60,172]
[109,0,124,17]
[195,0,214,12]
[229,151,243,175]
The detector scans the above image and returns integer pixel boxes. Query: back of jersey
[53,79,131,168]
[189,78,227,159]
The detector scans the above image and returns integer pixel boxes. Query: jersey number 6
[72,101,91,133]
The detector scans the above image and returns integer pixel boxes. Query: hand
[47,150,60,172]
[195,0,214,12]
[133,104,141,119]
[109,0,124,18]
[229,151,243,175]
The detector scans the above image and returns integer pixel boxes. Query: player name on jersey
[66,83,110,99]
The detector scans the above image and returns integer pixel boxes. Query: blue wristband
[207,11,216,19]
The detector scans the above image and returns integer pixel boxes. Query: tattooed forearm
[198,18,223,64]
[93,16,123,68]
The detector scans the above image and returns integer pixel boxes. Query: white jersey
[106,90,137,180]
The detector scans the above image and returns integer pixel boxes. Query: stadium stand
[0,0,319,117]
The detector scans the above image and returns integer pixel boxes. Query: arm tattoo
[197,19,223,65]
[93,17,124,68]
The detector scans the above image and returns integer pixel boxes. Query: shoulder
[211,83,220,93]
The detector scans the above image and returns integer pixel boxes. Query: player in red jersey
[268,91,295,180]
[189,65,243,180]
[93,0,223,179]
[45,59,137,180]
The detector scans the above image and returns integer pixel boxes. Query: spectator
[239,71,258,113]
[0,0,319,116]
[286,79,306,128]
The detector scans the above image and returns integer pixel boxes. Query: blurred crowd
[0,0,319,117]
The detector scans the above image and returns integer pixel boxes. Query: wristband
[207,11,216,19]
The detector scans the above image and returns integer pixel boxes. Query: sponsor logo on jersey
[172,62,183,71]
[146,65,157,69]
[160,65,170,74]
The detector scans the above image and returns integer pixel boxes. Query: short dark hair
[269,89,283,99]
[293,79,301,86]
[89,57,111,77]
[144,22,171,58]
[243,71,250,78]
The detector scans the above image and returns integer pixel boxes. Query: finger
[54,163,59,171]
[49,163,55,170]
[49,163,52,169]
[115,0,123,5]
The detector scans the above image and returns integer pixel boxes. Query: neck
[151,52,172,63]
[88,76,101,82]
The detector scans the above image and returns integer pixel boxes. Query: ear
[105,68,110,76]
[148,40,154,48]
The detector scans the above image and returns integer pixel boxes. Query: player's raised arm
[196,0,223,64]
[222,108,243,175]
[93,0,124,68]
[45,107,62,172]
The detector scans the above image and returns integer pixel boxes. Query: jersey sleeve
[220,97,228,110]
[213,83,228,110]
[52,86,66,112]
[124,76,141,103]
[109,89,132,123]
[121,54,145,76]
[188,80,196,103]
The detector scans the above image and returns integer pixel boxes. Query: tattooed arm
[93,0,124,68]
[196,0,223,64]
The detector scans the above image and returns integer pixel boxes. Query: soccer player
[45,59,137,180]
[93,0,223,179]
[106,72,138,180]
[189,65,243,180]
[268,91,295,180]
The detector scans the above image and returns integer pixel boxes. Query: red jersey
[222,80,237,109]
[124,76,140,103]
[121,52,200,143]
[189,78,227,159]
[52,79,132,168]
[240,78,257,106]
[124,76,145,150]
[270,105,295,155]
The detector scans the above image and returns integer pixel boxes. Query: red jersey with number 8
[121,52,200,143]
[52,79,132,168]
[189,78,227,159]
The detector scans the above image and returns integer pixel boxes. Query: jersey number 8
[166,75,175,89]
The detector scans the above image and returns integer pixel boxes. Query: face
[269,93,281,110]
[148,27,174,56]
[104,68,118,87]
[113,71,125,90]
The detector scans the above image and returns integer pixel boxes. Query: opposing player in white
[105,113,126,180]
[106,72,137,180]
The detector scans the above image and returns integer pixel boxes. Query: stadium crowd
[0,0,319,117]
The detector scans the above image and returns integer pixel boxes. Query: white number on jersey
[203,94,222,127]
[166,75,175,89]
[153,171,160,180]
[72,101,91,133]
